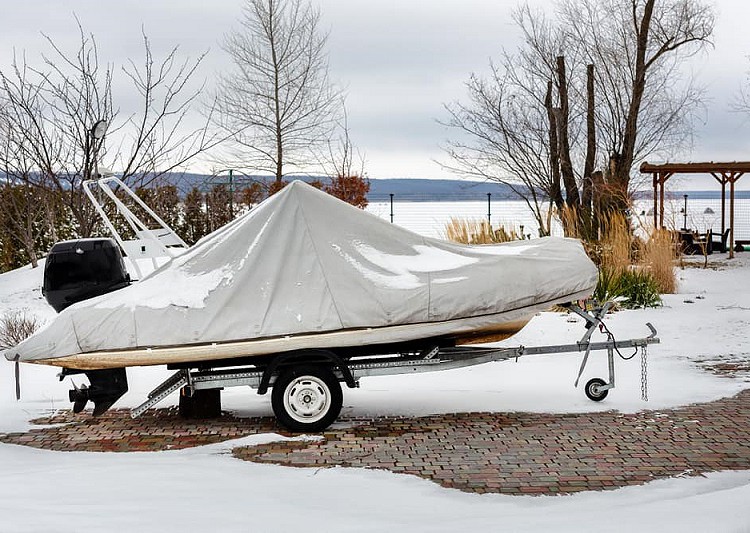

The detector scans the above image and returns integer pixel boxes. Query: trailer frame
[130,303,659,429]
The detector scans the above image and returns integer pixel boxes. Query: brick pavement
[0,408,281,452]
[2,391,750,495]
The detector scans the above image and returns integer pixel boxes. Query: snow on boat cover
[5,181,598,370]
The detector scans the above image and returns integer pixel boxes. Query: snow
[470,242,542,255]
[2,254,750,531]
[333,241,479,290]
[95,212,276,311]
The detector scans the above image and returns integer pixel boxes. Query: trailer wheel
[584,378,609,402]
[271,365,342,432]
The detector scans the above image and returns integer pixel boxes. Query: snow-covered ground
[1,255,750,531]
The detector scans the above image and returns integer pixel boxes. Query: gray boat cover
[6,181,598,363]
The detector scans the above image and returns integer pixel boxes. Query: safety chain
[640,344,649,402]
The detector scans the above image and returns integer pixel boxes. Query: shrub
[584,210,677,301]
[324,175,370,209]
[0,311,40,349]
[594,268,661,309]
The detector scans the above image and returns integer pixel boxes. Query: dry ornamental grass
[641,228,678,294]
[443,217,521,245]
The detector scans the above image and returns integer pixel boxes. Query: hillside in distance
[5,172,747,202]
[169,173,521,202]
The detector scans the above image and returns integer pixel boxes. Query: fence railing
[366,192,750,242]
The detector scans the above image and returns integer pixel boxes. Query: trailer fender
[257,349,356,395]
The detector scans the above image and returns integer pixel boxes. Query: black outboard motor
[43,238,131,416]
[43,238,130,312]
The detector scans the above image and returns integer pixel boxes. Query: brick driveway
[2,390,750,495]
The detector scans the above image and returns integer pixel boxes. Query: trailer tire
[584,378,608,402]
[271,365,342,432]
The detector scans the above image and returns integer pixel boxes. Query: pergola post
[658,172,666,228]
[729,174,737,259]
[711,172,727,236]
[655,172,673,229]
[721,178,727,236]
[652,172,658,227]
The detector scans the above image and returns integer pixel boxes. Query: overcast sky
[1,0,749,189]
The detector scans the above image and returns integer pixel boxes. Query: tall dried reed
[443,218,520,245]
[557,205,583,239]
[640,227,678,294]
[599,211,631,275]
[578,209,678,301]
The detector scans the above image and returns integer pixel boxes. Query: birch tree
[216,0,341,187]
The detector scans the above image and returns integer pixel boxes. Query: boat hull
[31,288,589,370]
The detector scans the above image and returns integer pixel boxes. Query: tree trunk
[275,137,283,185]
[581,63,597,239]
[544,80,564,211]
[555,56,579,208]
[610,0,656,209]
[26,243,38,268]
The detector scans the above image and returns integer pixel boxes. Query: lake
[366,198,750,241]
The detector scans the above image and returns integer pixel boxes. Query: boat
[4,181,598,371]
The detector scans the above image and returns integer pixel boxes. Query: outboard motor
[43,238,131,416]
[43,238,130,312]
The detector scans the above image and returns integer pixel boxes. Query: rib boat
[5,181,598,370]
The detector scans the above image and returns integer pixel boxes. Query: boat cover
[6,181,598,364]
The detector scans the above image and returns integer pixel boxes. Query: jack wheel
[271,365,342,432]
[584,378,609,402]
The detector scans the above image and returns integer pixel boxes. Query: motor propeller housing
[68,368,129,416]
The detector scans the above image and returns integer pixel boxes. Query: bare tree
[117,31,224,185]
[216,0,341,186]
[0,311,40,350]
[315,104,370,208]
[0,183,49,268]
[441,7,587,236]
[0,21,222,237]
[321,105,365,180]
[0,106,58,267]
[443,0,713,232]
[730,59,750,116]
[442,63,564,236]
[559,0,713,205]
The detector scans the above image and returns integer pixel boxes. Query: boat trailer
[129,302,659,431]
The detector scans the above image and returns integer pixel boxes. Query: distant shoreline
[369,189,750,202]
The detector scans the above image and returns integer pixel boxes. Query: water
[365,198,750,241]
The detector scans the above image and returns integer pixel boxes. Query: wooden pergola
[640,161,750,259]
